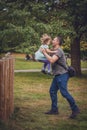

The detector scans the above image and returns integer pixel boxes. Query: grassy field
[0,72,87,130]
[0,54,87,130]
[14,53,87,70]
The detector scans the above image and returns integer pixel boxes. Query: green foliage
[65,0,87,39]
[0,0,87,54]
[0,27,24,52]
[0,0,68,53]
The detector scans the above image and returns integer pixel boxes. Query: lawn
[0,72,87,130]
[0,54,87,130]
[14,53,87,70]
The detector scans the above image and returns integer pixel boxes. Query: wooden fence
[0,55,14,121]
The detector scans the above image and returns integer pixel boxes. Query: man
[41,36,80,119]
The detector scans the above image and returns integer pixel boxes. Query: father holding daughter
[40,35,80,119]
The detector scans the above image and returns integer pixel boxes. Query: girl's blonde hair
[40,34,52,44]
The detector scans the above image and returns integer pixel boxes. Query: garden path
[15,68,87,73]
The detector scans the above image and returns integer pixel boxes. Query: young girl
[35,34,52,74]
[35,34,57,74]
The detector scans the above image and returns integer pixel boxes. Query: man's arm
[41,48,58,63]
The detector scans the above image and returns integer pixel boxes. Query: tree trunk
[71,37,81,76]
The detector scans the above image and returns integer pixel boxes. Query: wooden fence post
[0,55,14,122]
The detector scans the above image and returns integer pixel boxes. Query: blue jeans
[50,73,78,111]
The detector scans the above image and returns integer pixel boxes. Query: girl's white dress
[35,44,48,60]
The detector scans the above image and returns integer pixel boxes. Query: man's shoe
[69,109,80,119]
[45,109,59,115]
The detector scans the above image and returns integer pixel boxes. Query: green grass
[0,54,87,130]
[0,71,87,130]
[15,58,42,70]
[81,60,87,68]
[14,57,87,70]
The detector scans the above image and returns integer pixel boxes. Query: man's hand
[40,48,58,63]
[40,48,47,54]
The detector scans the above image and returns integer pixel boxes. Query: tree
[0,0,55,53]
[45,0,87,76]
[65,0,87,76]
[0,0,25,52]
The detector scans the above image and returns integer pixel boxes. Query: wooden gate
[0,55,14,121]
